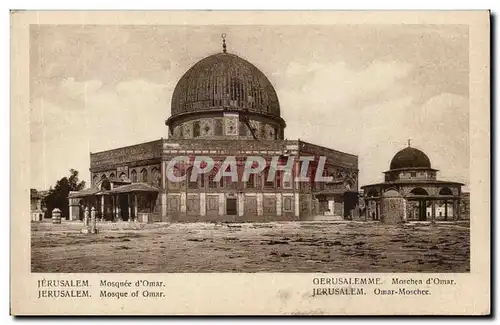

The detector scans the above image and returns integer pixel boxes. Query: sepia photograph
[29,23,471,273]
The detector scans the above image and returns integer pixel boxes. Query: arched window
[208,170,218,188]
[254,172,261,189]
[130,170,137,183]
[186,168,198,189]
[439,187,453,196]
[119,172,127,180]
[193,121,200,138]
[140,169,148,183]
[101,179,111,191]
[276,170,283,189]
[239,121,247,136]
[263,167,274,188]
[151,168,161,188]
[224,175,236,189]
[283,168,292,189]
[92,175,98,186]
[259,125,266,139]
[214,119,223,136]
[200,173,205,188]
[109,173,115,179]
[101,174,106,181]
[246,173,255,188]
[410,188,429,196]
[383,189,400,197]
[315,166,329,191]
[168,167,182,189]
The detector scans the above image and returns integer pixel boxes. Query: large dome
[389,147,432,170]
[169,52,281,122]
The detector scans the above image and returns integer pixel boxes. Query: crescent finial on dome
[221,33,227,53]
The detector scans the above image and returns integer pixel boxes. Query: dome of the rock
[166,47,285,140]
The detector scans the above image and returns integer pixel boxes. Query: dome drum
[168,113,284,140]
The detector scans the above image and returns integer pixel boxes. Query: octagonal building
[361,143,464,223]
[69,38,359,222]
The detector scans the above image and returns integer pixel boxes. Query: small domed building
[69,36,360,222]
[361,142,464,223]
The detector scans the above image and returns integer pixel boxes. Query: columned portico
[68,181,159,223]
[134,194,138,220]
[431,200,436,222]
[128,194,132,220]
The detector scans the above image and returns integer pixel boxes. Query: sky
[30,24,470,190]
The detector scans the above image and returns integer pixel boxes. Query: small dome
[170,52,280,120]
[389,147,431,170]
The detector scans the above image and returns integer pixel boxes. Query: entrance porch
[69,183,159,223]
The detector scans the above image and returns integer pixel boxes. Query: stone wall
[85,137,360,223]
[165,192,300,222]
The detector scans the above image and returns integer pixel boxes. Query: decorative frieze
[90,140,163,168]
[224,112,239,136]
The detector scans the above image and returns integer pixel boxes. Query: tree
[43,169,86,218]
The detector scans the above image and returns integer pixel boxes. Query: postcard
[11,10,490,315]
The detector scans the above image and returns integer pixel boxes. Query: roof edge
[383,167,439,173]
[165,108,287,127]
[361,180,465,189]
